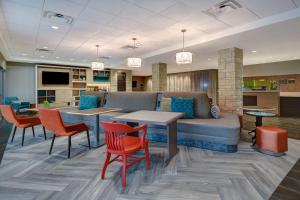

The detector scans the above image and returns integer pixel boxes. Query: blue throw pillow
[79,95,99,110]
[171,97,194,119]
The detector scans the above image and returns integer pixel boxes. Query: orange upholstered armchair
[100,121,150,188]
[39,108,90,158]
[0,105,46,146]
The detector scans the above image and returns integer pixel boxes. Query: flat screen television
[42,71,69,85]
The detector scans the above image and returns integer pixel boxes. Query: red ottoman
[256,126,288,156]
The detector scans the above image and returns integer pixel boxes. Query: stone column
[217,47,243,113]
[152,63,167,92]
[110,69,132,92]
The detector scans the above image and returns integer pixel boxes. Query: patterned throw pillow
[160,97,171,112]
[171,97,194,119]
[211,105,221,119]
[79,95,99,110]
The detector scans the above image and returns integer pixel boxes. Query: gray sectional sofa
[75,91,240,153]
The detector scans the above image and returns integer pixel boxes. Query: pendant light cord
[182,31,185,51]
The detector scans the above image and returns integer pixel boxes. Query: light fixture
[21,53,27,56]
[43,46,48,49]
[51,25,59,30]
[40,55,44,58]
[251,50,257,53]
[176,29,192,64]
[127,38,142,68]
[91,44,105,70]
[56,56,60,59]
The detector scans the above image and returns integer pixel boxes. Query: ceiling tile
[159,2,193,21]
[130,0,177,13]
[218,8,259,26]
[44,0,85,17]
[239,0,296,18]
[3,0,44,9]
[117,3,154,23]
[79,7,116,25]
[1,1,41,25]
[87,0,129,15]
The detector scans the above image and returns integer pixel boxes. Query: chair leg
[86,130,91,149]
[32,126,35,137]
[11,125,17,143]
[21,128,26,146]
[101,152,111,179]
[49,134,56,154]
[68,136,71,159]
[122,154,127,188]
[145,144,150,170]
[42,126,47,140]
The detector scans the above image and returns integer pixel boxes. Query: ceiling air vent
[43,11,74,25]
[120,45,139,50]
[204,0,242,18]
[35,48,53,53]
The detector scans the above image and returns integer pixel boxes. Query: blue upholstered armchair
[3,97,30,113]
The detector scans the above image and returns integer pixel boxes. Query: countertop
[243,90,280,93]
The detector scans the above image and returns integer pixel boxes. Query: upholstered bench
[256,126,288,156]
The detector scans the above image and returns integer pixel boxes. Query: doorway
[117,72,126,91]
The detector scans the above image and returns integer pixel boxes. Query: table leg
[165,121,179,165]
[252,116,263,146]
[80,114,104,148]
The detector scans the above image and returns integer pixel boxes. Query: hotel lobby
[0,0,300,199]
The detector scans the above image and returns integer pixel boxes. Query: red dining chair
[100,121,150,188]
[39,108,91,158]
[0,105,46,146]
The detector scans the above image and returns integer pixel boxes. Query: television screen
[42,71,69,85]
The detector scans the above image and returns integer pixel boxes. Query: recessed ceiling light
[56,56,60,59]
[43,46,48,49]
[21,53,27,56]
[208,58,211,61]
[293,57,298,59]
[40,55,44,58]
[51,25,59,30]
[251,50,257,53]
[276,58,281,61]
[136,43,142,46]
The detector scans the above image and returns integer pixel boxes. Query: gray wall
[5,62,36,103]
[244,60,300,77]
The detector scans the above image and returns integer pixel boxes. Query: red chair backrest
[0,105,18,124]
[100,122,138,151]
[39,108,66,136]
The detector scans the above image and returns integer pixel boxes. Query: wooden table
[113,110,184,165]
[59,107,121,148]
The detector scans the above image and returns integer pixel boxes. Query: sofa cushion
[171,97,194,118]
[83,91,106,107]
[148,113,240,145]
[177,113,240,139]
[79,95,99,110]
[104,92,158,112]
[160,97,171,112]
[211,105,221,119]
[162,92,210,118]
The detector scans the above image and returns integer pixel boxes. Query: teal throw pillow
[171,97,194,119]
[79,95,99,110]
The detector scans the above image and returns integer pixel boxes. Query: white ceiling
[0,0,299,75]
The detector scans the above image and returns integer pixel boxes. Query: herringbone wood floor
[0,126,299,200]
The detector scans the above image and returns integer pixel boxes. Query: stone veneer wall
[110,69,132,92]
[152,63,167,91]
[218,47,243,113]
